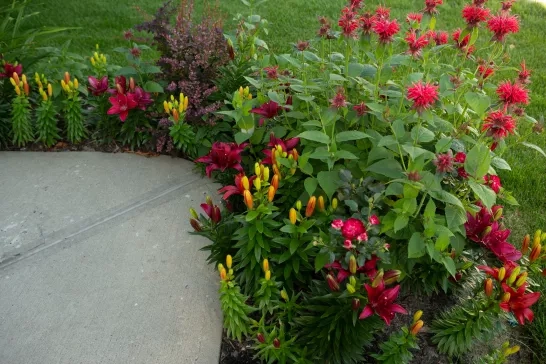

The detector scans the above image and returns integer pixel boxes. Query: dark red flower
[433,31,449,45]
[454,152,467,163]
[108,75,128,95]
[518,61,531,85]
[360,13,377,34]
[423,0,443,15]
[330,90,348,108]
[496,81,529,106]
[325,255,378,283]
[251,101,283,126]
[123,30,133,40]
[0,62,23,78]
[88,76,109,96]
[130,47,141,58]
[406,13,423,24]
[341,218,367,241]
[262,133,299,165]
[433,150,455,174]
[485,174,502,193]
[372,18,400,44]
[405,31,429,58]
[487,13,519,41]
[369,215,380,225]
[195,142,248,178]
[462,5,490,27]
[350,0,363,9]
[407,171,421,181]
[338,7,360,39]
[457,167,469,179]
[264,66,279,80]
[200,202,222,223]
[465,205,494,242]
[482,110,516,140]
[359,282,407,325]
[375,6,390,20]
[501,0,515,12]
[473,0,487,6]
[407,80,439,112]
[500,283,541,325]
[353,102,368,116]
[131,87,153,110]
[107,93,138,121]
[482,226,522,262]
[296,40,310,51]
[452,28,470,48]
[478,64,495,80]
[218,173,256,200]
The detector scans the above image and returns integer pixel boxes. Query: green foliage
[11,94,33,147]
[219,276,254,341]
[169,122,196,157]
[372,328,420,364]
[62,96,86,144]
[119,116,151,150]
[35,99,60,147]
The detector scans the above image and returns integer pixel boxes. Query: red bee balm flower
[406,13,423,24]
[500,283,541,325]
[341,218,367,241]
[478,64,495,79]
[251,101,283,126]
[497,81,529,106]
[359,282,407,325]
[375,6,390,20]
[433,150,455,174]
[405,31,429,58]
[518,61,531,85]
[423,0,443,15]
[338,7,360,39]
[195,142,248,178]
[330,90,348,108]
[482,110,516,140]
[372,18,400,44]
[433,31,449,45]
[462,5,490,28]
[353,102,368,116]
[107,93,138,121]
[88,76,109,96]
[407,81,439,112]
[484,174,502,193]
[487,14,519,41]
[360,13,376,34]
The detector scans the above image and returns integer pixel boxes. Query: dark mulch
[220,335,258,364]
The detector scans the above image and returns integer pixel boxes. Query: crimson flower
[452,28,472,52]
[478,64,495,79]
[423,0,443,15]
[0,62,23,78]
[433,150,455,174]
[501,0,515,12]
[462,5,490,27]
[485,174,502,193]
[405,31,429,58]
[496,81,529,106]
[131,87,153,110]
[518,61,531,85]
[295,40,310,51]
[218,173,256,200]
[350,0,363,9]
[432,31,449,45]
[465,205,494,242]
[107,93,138,121]
[487,13,519,41]
[482,110,516,140]
[500,283,541,325]
[406,13,423,24]
[374,6,390,20]
[369,215,380,225]
[372,18,400,44]
[478,261,519,284]
[251,101,283,126]
[407,80,439,112]
[330,90,348,108]
[483,227,522,262]
[262,133,299,164]
[353,102,368,116]
[359,282,407,325]
[88,76,109,96]
[338,7,360,39]
[200,202,221,223]
[331,219,344,230]
[341,218,367,241]
[325,255,378,283]
[360,13,376,34]
[454,152,466,163]
[195,142,248,178]
[264,66,279,80]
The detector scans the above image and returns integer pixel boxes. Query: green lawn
[24,0,546,360]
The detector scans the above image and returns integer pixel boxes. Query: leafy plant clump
[190,0,546,362]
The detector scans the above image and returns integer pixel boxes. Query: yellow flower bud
[34,72,40,83]
[318,196,325,211]
[296,200,302,211]
[263,166,270,182]
[244,86,249,96]
[47,83,52,97]
[220,267,227,280]
[541,232,546,242]
[498,267,506,281]
[263,259,269,273]
[280,289,289,302]
[10,78,16,87]
[254,163,261,177]
[15,86,21,95]
[101,55,107,63]
[41,90,48,101]
[218,263,225,272]
[189,208,198,219]
[241,176,250,190]
[515,272,527,288]
[332,198,338,210]
[253,177,261,191]
[265,270,271,280]
[346,283,356,294]
[74,78,79,89]
[501,292,511,303]
[533,234,541,249]
[506,267,520,285]
[267,186,275,202]
[508,346,520,355]
[164,100,170,114]
[94,51,99,60]
[22,74,27,84]
[349,276,356,287]
[289,208,297,224]
[226,255,233,269]
[349,255,357,274]
[413,310,423,323]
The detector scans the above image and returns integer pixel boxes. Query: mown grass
[25,0,546,360]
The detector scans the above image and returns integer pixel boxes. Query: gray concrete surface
[0,152,223,364]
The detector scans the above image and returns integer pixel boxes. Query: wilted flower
[407,80,439,112]
[88,76,109,96]
[407,170,422,181]
[359,282,407,325]
[482,110,516,140]
[130,47,141,58]
[295,40,310,51]
[107,93,138,121]
[263,66,279,79]
[195,142,248,177]
[338,6,360,39]
[353,102,368,116]
[518,61,531,85]
[496,81,529,106]
[487,13,519,41]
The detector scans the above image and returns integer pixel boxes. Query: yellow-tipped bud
[289,208,297,224]
[183,96,189,111]
[296,200,302,211]
[253,178,261,191]
[332,198,338,210]
[318,196,325,211]
[346,283,356,294]
[498,267,506,281]
[484,278,493,297]
[241,176,250,191]
[522,234,531,255]
[64,72,70,84]
[94,51,99,60]
[265,270,271,280]
[254,163,261,177]
[506,267,520,285]
[34,72,40,83]
[218,263,225,272]
[74,78,79,89]
[508,346,520,355]
[372,269,384,288]
[271,174,279,190]
[226,255,233,269]
[10,78,16,87]
[172,109,180,123]
[281,289,289,302]
[349,276,356,287]
[263,259,269,273]
[501,292,511,303]
[12,72,20,85]
[530,243,541,262]
[243,190,253,209]
[101,54,106,63]
[41,90,48,101]
[413,310,423,323]
[91,57,96,66]
[164,100,170,114]
[305,196,316,218]
[410,320,424,335]
[170,95,175,101]
[189,208,198,219]
[515,272,527,288]
[349,255,357,274]
[533,234,541,249]
[15,86,21,95]
[263,166,269,182]
[220,267,227,280]
[238,86,243,96]
[267,186,275,202]
[21,74,27,84]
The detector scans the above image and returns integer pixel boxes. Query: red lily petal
[389,303,408,315]
[359,305,374,320]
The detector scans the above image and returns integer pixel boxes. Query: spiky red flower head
[487,14,519,41]
[296,40,310,51]
[406,13,423,24]
[350,0,364,9]
[454,152,467,163]
[375,6,391,20]
[341,218,367,241]
[264,66,279,80]
[353,102,368,116]
[433,150,455,174]
[433,31,449,45]
[423,0,443,15]
[462,5,490,27]
[330,89,348,108]
[501,0,515,12]
[485,174,502,193]
[483,110,516,140]
[452,28,470,48]
[130,47,141,58]
[518,61,531,85]
[372,18,400,44]
[407,80,439,112]
[473,0,487,6]
[338,6,360,39]
[496,81,529,106]
[360,12,377,34]
[405,31,429,58]
[478,64,495,80]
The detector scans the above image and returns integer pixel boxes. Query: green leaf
[464,144,491,179]
[290,239,299,254]
[116,66,138,76]
[334,150,358,160]
[298,131,330,144]
[442,257,457,277]
[445,205,467,230]
[234,132,251,145]
[336,131,370,142]
[408,233,426,258]
[366,159,404,179]
[394,215,409,232]
[303,51,320,62]
[411,125,435,143]
[402,144,435,161]
[428,190,464,209]
[317,171,340,200]
[491,156,511,171]
[435,232,451,251]
[435,137,452,153]
[304,177,318,197]
[521,142,546,157]
[464,92,490,116]
[450,234,466,253]
[468,180,496,208]
[392,119,406,140]
[143,81,164,93]
[315,252,330,272]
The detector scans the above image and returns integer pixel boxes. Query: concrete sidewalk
[0,152,222,364]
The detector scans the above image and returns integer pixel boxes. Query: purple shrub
[136,0,229,124]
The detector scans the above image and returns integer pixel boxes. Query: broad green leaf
[290,239,299,254]
[234,132,251,145]
[392,119,406,140]
[468,180,496,208]
[336,131,370,142]
[334,150,358,160]
[143,81,164,93]
[435,137,452,153]
[450,233,466,253]
[303,51,320,62]
[366,159,404,179]
[411,126,435,143]
[408,233,426,258]
[329,74,347,82]
[404,184,420,199]
[402,144,435,161]
[315,252,330,272]
[428,190,464,209]
[385,182,403,196]
[464,144,491,179]
[521,142,546,157]
[394,215,409,232]
[445,205,467,230]
[464,92,490,116]
[442,256,457,277]
[424,198,436,218]
[298,131,330,144]
[304,177,318,197]
[435,232,451,251]
[491,156,511,171]
[317,171,340,200]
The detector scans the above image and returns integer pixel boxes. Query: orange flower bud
[291,149,299,161]
[272,164,281,178]
[220,267,227,280]
[271,174,279,191]
[521,234,531,255]
[267,186,275,202]
[129,77,135,91]
[318,196,325,211]
[305,196,316,217]
[413,310,423,323]
[289,208,297,224]
[226,255,233,269]
[263,259,269,273]
[498,267,506,281]
[64,72,70,85]
[410,320,424,335]
[530,243,541,262]
[349,255,357,274]
[372,269,384,288]
[271,148,277,166]
[484,278,493,297]
[23,82,29,96]
[243,190,253,210]
[501,292,511,303]
[12,72,20,85]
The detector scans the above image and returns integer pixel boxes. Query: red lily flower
[218,173,256,200]
[359,281,407,325]
[0,62,23,78]
[200,202,221,223]
[464,205,493,242]
[88,76,109,96]
[500,283,541,325]
[108,76,128,95]
[478,261,519,283]
[262,134,300,165]
[251,101,283,126]
[107,93,138,122]
[325,255,378,283]
[482,224,522,262]
[131,87,153,110]
[195,142,248,178]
